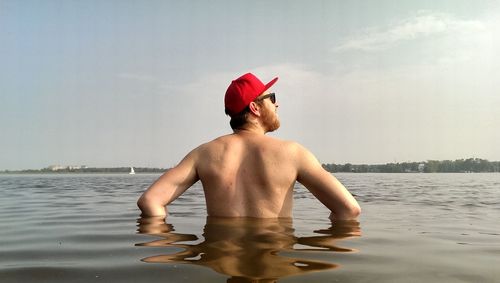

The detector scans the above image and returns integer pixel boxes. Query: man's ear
[248,101,261,117]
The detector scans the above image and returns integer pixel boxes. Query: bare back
[195,133,298,217]
[138,133,360,220]
[137,74,360,219]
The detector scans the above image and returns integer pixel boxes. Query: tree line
[3,158,499,174]
[1,167,167,174]
[322,158,500,173]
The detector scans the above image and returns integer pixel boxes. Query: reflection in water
[136,217,361,282]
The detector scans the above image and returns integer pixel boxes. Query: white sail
[129,167,135,174]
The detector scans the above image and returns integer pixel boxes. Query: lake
[0,173,499,282]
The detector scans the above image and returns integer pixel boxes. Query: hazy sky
[1,0,499,170]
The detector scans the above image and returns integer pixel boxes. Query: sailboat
[129,167,136,175]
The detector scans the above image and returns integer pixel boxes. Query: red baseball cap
[224,73,278,115]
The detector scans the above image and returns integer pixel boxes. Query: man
[137,73,360,220]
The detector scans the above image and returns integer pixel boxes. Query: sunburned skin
[138,75,360,220]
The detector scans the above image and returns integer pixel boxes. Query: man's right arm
[294,143,361,220]
[137,149,200,217]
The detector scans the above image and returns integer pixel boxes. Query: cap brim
[262,77,278,94]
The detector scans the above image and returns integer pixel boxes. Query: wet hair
[225,106,250,130]
[225,100,265,130]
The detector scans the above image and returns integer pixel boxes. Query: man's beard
[261,106,280,133]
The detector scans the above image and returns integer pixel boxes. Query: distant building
[68,165,84,170]
[47,165,87,171]
[418,163,425,172]
[48,165,67,171]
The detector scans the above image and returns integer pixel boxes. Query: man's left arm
[295,144,361,220]
[137,149,199,216]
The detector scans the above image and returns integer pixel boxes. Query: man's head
[224,73,279,131]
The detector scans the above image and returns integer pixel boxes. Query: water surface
[0,173,499,282]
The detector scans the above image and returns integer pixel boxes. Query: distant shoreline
[322,158,500,173]
[0,167,167,174]
[1,171,498,175]
[2,158,499,174]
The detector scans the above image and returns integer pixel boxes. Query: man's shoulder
[193,134,234,153]
[254,136,309,159]
[265,136,303,149]
[194,134,306,154]
[203,134,235,147]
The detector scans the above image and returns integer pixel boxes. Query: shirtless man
[137,73,360,220]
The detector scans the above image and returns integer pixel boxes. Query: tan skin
[137,92,361,220]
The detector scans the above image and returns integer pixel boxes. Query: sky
[1,0,499,170]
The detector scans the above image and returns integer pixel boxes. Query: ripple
[1,173,500,282]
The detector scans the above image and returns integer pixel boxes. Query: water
[0,173,499,282]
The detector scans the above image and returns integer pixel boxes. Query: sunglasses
[255,93,276,104]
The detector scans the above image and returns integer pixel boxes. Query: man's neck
[234,125,266,135]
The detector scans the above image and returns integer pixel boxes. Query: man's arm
[295,144,361,220]
[137,150,199,217]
